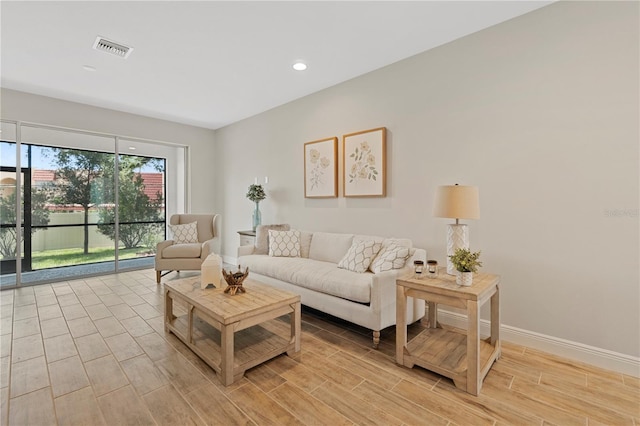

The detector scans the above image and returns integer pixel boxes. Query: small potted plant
[449,248,482,286]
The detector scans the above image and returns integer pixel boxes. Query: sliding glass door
[0,122,182,288]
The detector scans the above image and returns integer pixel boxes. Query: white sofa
[237,229,426,348]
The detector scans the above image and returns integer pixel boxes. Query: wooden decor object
[222,266,249,295]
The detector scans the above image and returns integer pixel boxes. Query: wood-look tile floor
[1,269,638,425]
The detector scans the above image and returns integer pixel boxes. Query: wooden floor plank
[183,383,254,426]
[228,381,303,426]
[433,380,543,425]
[143,384,206,426]
[54,386,107,426]
[8,387,56,425]
[392,378,496,425]
[311,380,403,426]
[97,385,156,426]
[352,379,449,425]
[269,382,352,425]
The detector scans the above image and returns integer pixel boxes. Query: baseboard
[437,309,640,378]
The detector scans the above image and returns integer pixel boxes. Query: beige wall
[0,88,217,215]
[215,2,639,357]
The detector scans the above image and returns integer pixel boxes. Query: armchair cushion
[168,222,199,244]
[162,243,202,258]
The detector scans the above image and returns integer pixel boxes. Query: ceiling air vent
[92,36,133,59]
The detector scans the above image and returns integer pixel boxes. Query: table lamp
[433,184,480,275]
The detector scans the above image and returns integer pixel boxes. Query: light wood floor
[1,269,638,425]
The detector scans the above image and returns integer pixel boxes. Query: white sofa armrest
[237,245,256,258]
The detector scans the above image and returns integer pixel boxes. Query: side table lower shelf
[402,327,499,391]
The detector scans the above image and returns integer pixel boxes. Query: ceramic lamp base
[446,224,469,275]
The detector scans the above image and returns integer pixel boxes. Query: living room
[1,1,638,424]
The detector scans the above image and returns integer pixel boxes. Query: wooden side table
[396,270,500,395]
[237,230,256,246]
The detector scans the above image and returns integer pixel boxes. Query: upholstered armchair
[155,214,221,283]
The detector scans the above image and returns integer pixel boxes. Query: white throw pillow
[369,243,411,273]
[255,224,290,255]
[169,222,199,244]
[268,230,301,257]
[337,239,382,273]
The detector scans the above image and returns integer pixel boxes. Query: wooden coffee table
[164,276,301,386]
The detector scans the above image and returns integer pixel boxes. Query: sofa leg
[372,330,380,349]
[156,271,161,284]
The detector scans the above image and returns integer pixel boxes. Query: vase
[252,202,261,231]
[456,271,473,286]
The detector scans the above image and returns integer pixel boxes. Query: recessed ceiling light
[128,146,136,151]
[83,65,96,72]
[293,62,307,71]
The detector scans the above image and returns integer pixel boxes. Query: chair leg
[156,270,161,284]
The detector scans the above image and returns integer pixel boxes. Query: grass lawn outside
[32,246,154,269]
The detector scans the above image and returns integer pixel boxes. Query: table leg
[164,289,172,333]
[220,324,235,386]
[288,302,301,355]
[396,285,407,364]
[491,285,500,347]
[428,301,438,328]
[467,300,480,395]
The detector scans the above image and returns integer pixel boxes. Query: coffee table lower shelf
[167,314,295,384]
[401,327,499,390]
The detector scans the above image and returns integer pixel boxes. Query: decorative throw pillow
[255,224,290,255]
[169,222,199,244]
[268,230,301,257]
[369,243,411,273]
[337,239,382,273]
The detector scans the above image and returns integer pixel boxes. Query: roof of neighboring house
[31,170,164,200]
[139,172,164,200]
[32,169,56,182]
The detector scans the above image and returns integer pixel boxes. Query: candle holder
[427,260,438,279]
[413,260,425,280]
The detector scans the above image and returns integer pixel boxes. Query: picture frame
[304,137,338,198]
[343,127,386,197]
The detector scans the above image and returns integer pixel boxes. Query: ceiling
[1,1,551,130]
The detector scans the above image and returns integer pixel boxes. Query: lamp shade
[433,185,480,220]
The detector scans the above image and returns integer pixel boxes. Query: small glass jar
[427,260,438,279]
[414,260,425,279]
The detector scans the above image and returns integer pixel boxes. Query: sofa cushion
[369,243,411,273]
[269,230,301,257]
[337,239,382,273]
[298,230,313,258]
[239,255,372,303]
[163,243,201,258]
[308,232,354,264]
[255,224,290,255]
[169,222,199,244]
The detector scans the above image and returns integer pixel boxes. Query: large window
[0,122,184,288]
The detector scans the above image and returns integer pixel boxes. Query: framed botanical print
[304,137,338,198]
[343,127,386,197]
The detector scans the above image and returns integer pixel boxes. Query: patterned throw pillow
[369,243,411,273]
[169,222,199,244]
[337,239,382,273]
[268,230,301,257]
[255,224,291,255]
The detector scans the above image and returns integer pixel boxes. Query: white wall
[215,1,639,359]
[0,88,217,215]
